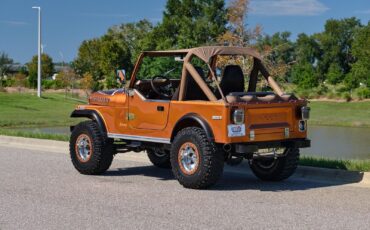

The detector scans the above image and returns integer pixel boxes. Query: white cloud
[0,20,28,26]
[250,0,329,16]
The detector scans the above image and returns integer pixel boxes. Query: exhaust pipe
[223,144,232,152]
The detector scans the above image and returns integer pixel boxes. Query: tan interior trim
[178,55,190,101]
[266,76,284,96]
[206,63,226,102]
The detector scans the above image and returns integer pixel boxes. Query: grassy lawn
[300,156,370,172]
[0,129,69,141]
[309,101,370,127]
[0,92,84,128]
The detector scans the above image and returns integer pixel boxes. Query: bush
[42,79,55,89]
[316,84,328,96]
[294,88,310,98]
[5,78,15,87]
[342,92,352,102]
[356,87,370,99]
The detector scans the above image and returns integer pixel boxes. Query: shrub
[356,87,370,99]
[342,92,352,102]
[42,79,55,89]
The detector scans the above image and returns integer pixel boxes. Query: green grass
[0,129,69,141]
[309,101,370,127]
[300,156,370,172]
[0,92,84,128]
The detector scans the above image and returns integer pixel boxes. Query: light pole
[32,6,41,98]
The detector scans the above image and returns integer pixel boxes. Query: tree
[73,38,104,86]
[255,32,295,82]
[294,33,321,65]
[218,0,261,46]
[345,22,370,89]
[56,68,76,97]
[291,61,318,89]
[80,73,94,97]
[14,73,27,92]
[107,20,154,64]
[152,0,227,49]
[73,34,131,91]
[326,62,343,84]
[314,17,362,82]
[27,53,54,88]
[0,52,13,89]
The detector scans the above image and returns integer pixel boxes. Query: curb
[1,135,369,186]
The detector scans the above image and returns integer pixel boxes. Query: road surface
[0,143,370,229]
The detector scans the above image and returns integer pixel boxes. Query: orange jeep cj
[69,46,311,189]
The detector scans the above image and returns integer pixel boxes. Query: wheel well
[70,109,107,134]
[171,114,214,142]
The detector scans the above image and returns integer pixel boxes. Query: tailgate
[246,106,294,134]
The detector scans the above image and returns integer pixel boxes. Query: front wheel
[70,121,114,175]
[170,127,224,189]
[249,148,300,181]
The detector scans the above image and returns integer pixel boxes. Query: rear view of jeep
[69,46,310,189]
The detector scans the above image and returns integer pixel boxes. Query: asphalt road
[1,144,370,230]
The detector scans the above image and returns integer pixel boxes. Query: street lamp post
[32,6,41,98]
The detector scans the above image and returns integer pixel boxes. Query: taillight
[301,106,310,120]
[232,109,244,125]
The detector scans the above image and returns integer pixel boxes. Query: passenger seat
[219,65,245,97]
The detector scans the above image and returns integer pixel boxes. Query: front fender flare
[70,109,107,134]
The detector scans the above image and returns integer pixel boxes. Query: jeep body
[70,46,310,189]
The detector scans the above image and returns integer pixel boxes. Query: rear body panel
[226,100,307,143]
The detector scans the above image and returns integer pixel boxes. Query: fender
[70,109,107,134]
[171,113,214,142]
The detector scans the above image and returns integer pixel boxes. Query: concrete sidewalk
[1,135,369,187]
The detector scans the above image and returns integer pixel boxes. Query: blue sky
[0,0,369,64]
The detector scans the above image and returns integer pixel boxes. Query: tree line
[1,0,369,99]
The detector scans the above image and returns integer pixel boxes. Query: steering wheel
[150,75,173,99]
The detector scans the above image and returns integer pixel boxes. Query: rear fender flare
[171,113,214,142]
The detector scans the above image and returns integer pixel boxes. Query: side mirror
[116,69,128,85]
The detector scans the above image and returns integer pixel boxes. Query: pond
[9,125,370,160]
[301,125,370,160]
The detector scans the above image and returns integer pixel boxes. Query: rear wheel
[70,121,114,175]
[147,148,171,168]
[170,127,224,189]
[249,148,299,181]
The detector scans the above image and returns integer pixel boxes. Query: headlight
[301,106,310,120]
[233,109,244,124]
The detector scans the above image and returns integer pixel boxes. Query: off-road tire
[147,149,171,169]
[170,127,224,189]
[249,148,300,181]
[70,121,114,175]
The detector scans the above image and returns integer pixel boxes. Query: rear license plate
[227,124,246,137]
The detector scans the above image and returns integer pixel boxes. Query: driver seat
[183,67,208,101]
